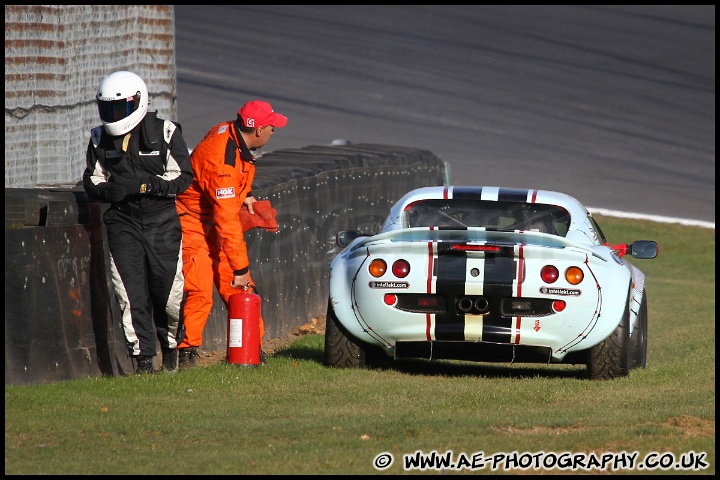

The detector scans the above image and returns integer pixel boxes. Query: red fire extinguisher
[227,285,262,366]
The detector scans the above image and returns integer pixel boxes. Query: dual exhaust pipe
[457,296,490,315]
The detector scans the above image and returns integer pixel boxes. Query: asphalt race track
[174,6,714,225]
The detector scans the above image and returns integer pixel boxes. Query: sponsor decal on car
[369,281,409,289]
[539,286,581,296]
[216,186,235,199]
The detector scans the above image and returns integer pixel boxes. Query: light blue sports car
[324,186,658,380]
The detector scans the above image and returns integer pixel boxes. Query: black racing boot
[162,348,178,374]
[178,347,199,369]
[135,355,155,374]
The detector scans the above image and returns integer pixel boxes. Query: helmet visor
[97,92,141,123]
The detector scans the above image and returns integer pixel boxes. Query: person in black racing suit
[82,71,193,374]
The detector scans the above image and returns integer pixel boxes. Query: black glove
[112,174,155,196]
[104,183,127,203]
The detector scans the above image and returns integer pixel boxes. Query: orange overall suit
[176,120,264,349]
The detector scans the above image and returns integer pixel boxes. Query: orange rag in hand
[240,200,278,233]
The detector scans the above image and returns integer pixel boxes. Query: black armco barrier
[4,144,447,385]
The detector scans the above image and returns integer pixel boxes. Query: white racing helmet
[96,71,148,136]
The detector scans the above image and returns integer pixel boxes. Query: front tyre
[587,302,630,380]
[629,294,648,369]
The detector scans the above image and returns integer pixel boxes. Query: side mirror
[336,230,365,248]
[628,240,659,259]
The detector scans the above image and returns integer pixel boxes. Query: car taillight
[565,266,584,285]
[540,265,584,285]
[392,259,410,278]
[540,265,559,283]
[451,244,501,252]
[553,300,566,312]
[394,294,447,313]
[369,258,410,278]
[369,259,387,278]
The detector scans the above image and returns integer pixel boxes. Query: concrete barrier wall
[4,144,447,385]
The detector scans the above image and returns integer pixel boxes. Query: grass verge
[4,217,715,474]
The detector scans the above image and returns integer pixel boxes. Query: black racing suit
[83,112,193,359]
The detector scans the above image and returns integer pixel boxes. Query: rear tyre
[323,298,391,369]
[323,298,367,368]
[587,303,630,380]
[629,294,648,369]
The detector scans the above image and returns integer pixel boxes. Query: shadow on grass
[379,359,588,380]
[273,342,588,380]
[273,343,324,362]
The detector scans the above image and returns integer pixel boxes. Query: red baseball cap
[238,100,288,128]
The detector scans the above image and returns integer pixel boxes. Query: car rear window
[404,199,571,236]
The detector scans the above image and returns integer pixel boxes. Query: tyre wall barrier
[4,144,447,385]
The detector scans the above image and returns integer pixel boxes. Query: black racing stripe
[482,252,516,343]
[225,138,237,167]
[497,188,529,202]
[452,187,484,199]
[434,250,466,341]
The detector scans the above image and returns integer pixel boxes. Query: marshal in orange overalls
[176,120,263,351]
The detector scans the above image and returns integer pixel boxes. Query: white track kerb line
[588,208,715,230]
